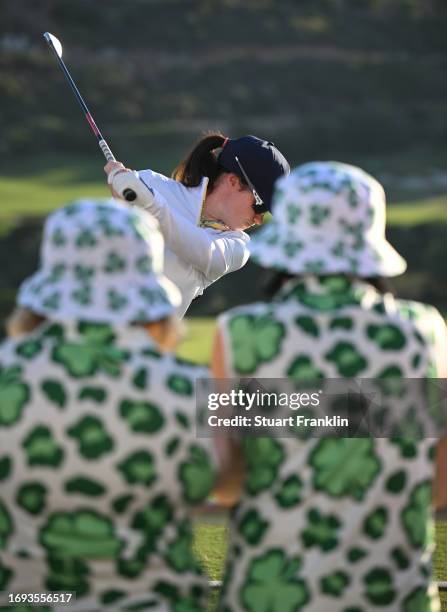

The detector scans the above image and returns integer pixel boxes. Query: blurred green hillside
[1,0,447,164]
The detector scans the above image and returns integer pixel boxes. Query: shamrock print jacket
[0,320,215,612]
[216,275,447,612]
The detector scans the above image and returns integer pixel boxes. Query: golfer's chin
[229,219,254,232]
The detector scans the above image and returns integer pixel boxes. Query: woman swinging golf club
[105,134,290,317]
[41,34,290,317]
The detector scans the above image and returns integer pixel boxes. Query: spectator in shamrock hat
[211,162,447,611]
[0,199,216,611]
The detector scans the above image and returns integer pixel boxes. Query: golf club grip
[99,140,137,202]
[123,189,137,202]
[98,139,116,162]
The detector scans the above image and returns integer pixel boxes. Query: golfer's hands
[104,161,130,199]
[104,162,152,206]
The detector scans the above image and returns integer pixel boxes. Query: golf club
[43,32,136,202]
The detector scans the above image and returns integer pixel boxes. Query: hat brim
[17,269,181,324]
[249,222,407,278]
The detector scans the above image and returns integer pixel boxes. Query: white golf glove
[109,169,155,208]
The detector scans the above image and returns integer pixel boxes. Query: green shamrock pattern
[51,227,66,247]
[295,315,320,338]
[401,481,432,548]
[65,476,106,497]
[228,314,285,374]
[167,373,194,396]
[287,355,324,381]
[0,319,214,610]
[45,555,89,598]
[52,322,128,377]
[363,506,388,539]
[301,508,342,552]
[286,203,301,224]
[309,204,331,227]
[74,264,94,282]
[0,501,13,549]
[367,323,406,350]
[41,379,67,408]
[71,284,92,306]
[17,482,47,515]
[40,511,124,558]
[309,438,381,501]
[75,228,97,248]
[67,415,114,459]
[16,338,43,359]
[402,586,433,611]
[240,550,310,612]
[103,251,126,274]
[363,567,396,605]
[164,522,200,573]
[119,399,164,434]
[243,438,285,495]
[131,494,173,547]
[179,445,214,503]
[218,275,443,610]
[274,474,303,508]
[0,457,11,481]
[320,570,350,597]
[0,366,30,426]
[22,426,64,467]
[0,559,13,592]
[117,450,156,486]
[238,509,269,546]
[325,341,368,376]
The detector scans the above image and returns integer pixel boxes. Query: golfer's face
[227,187,264,231]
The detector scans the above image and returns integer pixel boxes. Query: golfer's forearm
[133,192,221,275]
[150,209,233,280]
[111,170,245,279]
[157,219,247,281]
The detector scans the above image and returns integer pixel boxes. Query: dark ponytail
[172,132,227,191]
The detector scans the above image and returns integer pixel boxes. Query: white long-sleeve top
[111,168,250,318]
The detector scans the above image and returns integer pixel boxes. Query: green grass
[0,172,107,215]
[193,522,227,612]
[387,195,447,226]
[436,522,447,580]
[437,522,447,611]
[176,318,216,365]
[194,521,447,610]
[0,155,109,232]
[0,147,182,233]
[0,152,447,233]
[193,523,229,582]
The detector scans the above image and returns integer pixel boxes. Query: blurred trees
[1,0,447,161]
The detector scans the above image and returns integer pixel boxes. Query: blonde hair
[141,316,184,352]
[6,307,182,352]
[6,307,46,338]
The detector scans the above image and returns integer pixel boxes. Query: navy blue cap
[218,135,290,213]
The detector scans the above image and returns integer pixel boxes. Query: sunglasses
[235,156,264,211]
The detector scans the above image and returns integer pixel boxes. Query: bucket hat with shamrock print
[249,161,407,277]
[18,199,181,323]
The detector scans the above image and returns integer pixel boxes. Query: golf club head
[43,32,62,58]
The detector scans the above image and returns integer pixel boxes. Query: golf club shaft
[44,34,136,201]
